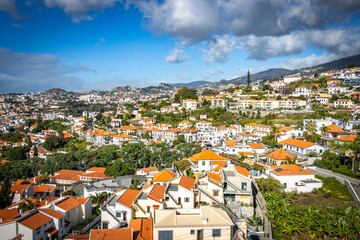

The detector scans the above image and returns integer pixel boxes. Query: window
[147,206,150,213]
[283,183,287,188]
[212,229,221,237]
[116,212,121,218]
[184,197,190,202]
[202,161,205,166]
[165,196,169,201]
[159,230,173,240]
[213,190,219,197]
[190,230,195,235]
[242,182,247,191]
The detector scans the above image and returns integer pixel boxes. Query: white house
[183,99,198,110]
[269,165,323,192]
[278,139,325,156]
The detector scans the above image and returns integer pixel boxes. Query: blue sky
[0,0,360,93]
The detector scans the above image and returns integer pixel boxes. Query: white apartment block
[183,99,198,110]
[237,99,306,110]
[211,98,228,109]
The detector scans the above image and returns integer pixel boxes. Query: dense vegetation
[257,176,360,239]
[0,132,24,143]
[174,86,198,103]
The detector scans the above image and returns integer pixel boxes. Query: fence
[252,182,273,239]
[81,215,101,234]
[344,179,360,207]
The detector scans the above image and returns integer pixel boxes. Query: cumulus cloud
[11,23,23,28]
[279,53,339,70]
[202,68,224,80]
[0,48,93,93]
[41,0,122,22]
[0,0,25,19]
[202,35,239,63]
[129,0,221,42]
[165,44,188,64]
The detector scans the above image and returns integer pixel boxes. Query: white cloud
[202,35,239,63]
[279,53,339,70]
[11,23,23,28]
[0,0,25,19]
[0,47,94,93]
[99,38,106,43]
[41,0,122,22]
[202,68,224,80]
[165,44,188,64]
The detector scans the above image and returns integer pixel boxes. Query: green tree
[119,142,151,168]
[43,135,66,151]
[5,146,28,160]
[176,143,202,158]
[0,178,14,208]
[17,199,39,211]
[63,190,76,196]
[173,134,186,145]
[247,70,251,87]
[174,87,198,103]
[256,177,283,193]
[104,162,134,177]
[35,175,50,185]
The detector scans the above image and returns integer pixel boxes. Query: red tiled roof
[278,139,316,149]
[90,229,131,240]
[235,165,250,178]
[148,184,166,202]
[153,170,177,182]
[179,176,195,191]
[34,185,56,193]
[40,209,65,219]
[266,148,295,160]
[117,189,140,208]
[270,164,315,176]
[19,212,52,230]
[56,198,80,211]
[129,218,153,240]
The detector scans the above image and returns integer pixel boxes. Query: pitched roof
[234,165,251,178]
[10,184,30,194]
[270,164,315,176]
[224,140,238,147]
[50,170,85,181]
[117,189,140,208]
[86,167,106,172]
[40,209,65,219]
[0,208,19,221]
[56,198,80,211]
[153,170,177,182]
[327,124,346,133]
[90,229,132,240]
[335,134,357,142]
[278,138,316,149]
[179,176,195,191]
[129,218,153,240]
[248,143,265,149]
[19,212,52,230]
[148,184,166,202]
[266,148,295,160]
[190,150,228,161]
[34,185,56,193]
[138,167,158,173]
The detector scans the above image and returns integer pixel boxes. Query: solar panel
[274,168,283,172]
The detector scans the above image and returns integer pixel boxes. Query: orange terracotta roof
[19,212,52,230]
[113,134,132,138]
[148,184,166,202]
[50,170,85,181]
[138,167,158,173]
[235,165,251,178]
[190,150,228,161]
[86,167,106,172]
[278,126,294,132]
[206,172,222,185]
[266,148,295,160]
[10,184,30,194]
[81,172,111,179]
[119,126,138,130]
[248,143,265,149]
[129,218,153,240]
[270,164,315,176]
[34,185,56,193]
[327,124,345,133]
[182,128,198,133]
[335,134,357,142]
[224,140,238,147]
[76,198,88,204]
[40,209,65,219]
[117,189,140,208]
[90,229,132,240]
[56,198,80,211]
[0,208,19,221]
[278,139,316,148]
[65,234,90,239]
[240,133,258,137]
[38,196,59,207]
[245,122,258,126]
[153,170,177,182]
[179,176,195,191]
[0,160,10,164]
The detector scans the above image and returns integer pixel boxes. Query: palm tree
[271,125,279,143]
[305,120,316,135]
[338,136,360,172]
[17,199,39,212]
[320,125,329,145]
